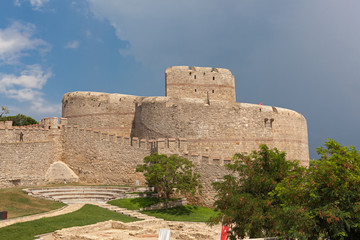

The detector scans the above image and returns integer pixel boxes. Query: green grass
[0,204,139,240]
[0,188,65,219]
[108,197,164,210]
[142,205,221,222]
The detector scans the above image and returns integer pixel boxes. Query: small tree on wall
[0,106,9,118]
[136,153,202,208]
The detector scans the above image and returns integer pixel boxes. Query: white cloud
[0,22,49,65]
[30,0,50,8]
[64,40,80,49]
[13,0,51,10]
[0,65,58,114]
[30,99,61,114]
[14,0,21,7]
[0,65,51,100]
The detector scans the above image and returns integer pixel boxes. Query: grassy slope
[142,205,221,222]
[0,188,65,218]
[0,204,139,240]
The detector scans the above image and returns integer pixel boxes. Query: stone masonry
[0,66,309,205]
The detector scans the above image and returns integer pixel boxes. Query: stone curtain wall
[0,118,65,188]
[165,66,236,103]
[62,92,139,136]
[61,126,150,185]
[0,142,55,188]
[60,125,229,205]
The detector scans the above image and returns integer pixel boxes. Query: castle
[0,66,309,204]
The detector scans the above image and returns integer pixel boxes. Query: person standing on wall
[19,131,24,142]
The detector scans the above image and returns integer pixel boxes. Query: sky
[0,0,359,159]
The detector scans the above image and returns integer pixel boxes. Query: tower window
[194,75,196,79]
[195,89,197,92]
[212,90,214,93]
[203,72,206,76]
[189,72,192,76]
[213,77,215,80]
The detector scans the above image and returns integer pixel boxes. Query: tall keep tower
[165,66,236,102]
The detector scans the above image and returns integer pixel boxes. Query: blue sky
[0,0,359,159]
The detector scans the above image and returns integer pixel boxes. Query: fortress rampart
[62,92,138,136]
[1,66,309,205]
[133,97,309,165]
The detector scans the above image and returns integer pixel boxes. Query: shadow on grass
[145,205,195,216]
[129,197,162,208]
[142,205,219,222]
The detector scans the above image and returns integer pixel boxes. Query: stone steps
[24,186,152,204]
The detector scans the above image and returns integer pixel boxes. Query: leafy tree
[136,153,202,208]
[0,114,38,126]
[274,139,360,240]
[211,144,303,239]
[0,106,9,117]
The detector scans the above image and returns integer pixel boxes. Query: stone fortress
[0,66,309,204]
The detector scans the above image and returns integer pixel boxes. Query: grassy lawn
[142,205,221,222]
[0,204,139,240]
[108,197,164,210]
[0,188,65,219]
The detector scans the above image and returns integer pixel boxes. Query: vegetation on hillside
[0,114,38,126]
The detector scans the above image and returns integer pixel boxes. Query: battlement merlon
[165,66,236,102]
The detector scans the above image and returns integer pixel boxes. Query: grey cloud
[87,0,360,157]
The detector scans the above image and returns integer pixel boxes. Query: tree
[0,106,9,117]
[211,144,303,239]
[136,153,202,208]
[0,114,38,126]
[274,139,360,240]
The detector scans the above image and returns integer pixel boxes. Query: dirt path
[0,204,84,228]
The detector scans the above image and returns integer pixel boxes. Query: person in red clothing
[221,223,230,240]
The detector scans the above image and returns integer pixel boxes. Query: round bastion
[62,66,309,165]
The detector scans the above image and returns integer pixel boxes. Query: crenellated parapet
[63,125,188,154]
[39,117,68,129]
[0,117,68,143]
[165,66,236,102]
[63,124,235,168]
